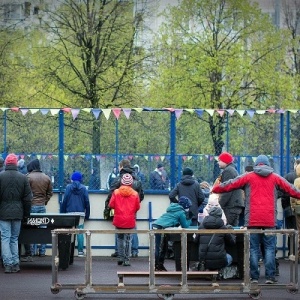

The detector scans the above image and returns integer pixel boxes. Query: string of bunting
[5,107,297,120]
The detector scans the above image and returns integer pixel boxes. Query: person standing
[212,154,300,284]
[106,167,118,190]
[61,171,90,257]
[169,167,205,226]
[150,163,166,190]
[109,173,140,266]
[0,153,32,273]
[104,159,144,258]
[17,159,27,175]
[217,152,244,226]
[26,159,53,257]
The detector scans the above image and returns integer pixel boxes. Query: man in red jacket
[109,173,140,267]
[212,155,300,284]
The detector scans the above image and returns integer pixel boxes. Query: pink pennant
[62,108,71,113]
[112,108,121,119]
[267,109,276,114]
[182,156,187,161]
[11,107,19,112]
[216,110,225,117]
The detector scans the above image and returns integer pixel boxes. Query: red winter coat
[212,164,300,228]
[109,185,140,229]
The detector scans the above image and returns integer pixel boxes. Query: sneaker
[123,261,131,266]
[131,253,138,258]
[265,278,277,284]
[155,264,167,271]
[20,256,33,262]
[78,252,85,257]
[251,279,258,284]
[111,252,118,257]
[4,265,12,273]
[117,260,123,266]
[11,264,20,273]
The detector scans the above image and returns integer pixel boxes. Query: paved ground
[0,255,299,300]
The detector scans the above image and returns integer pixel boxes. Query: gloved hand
[226,224,233,229]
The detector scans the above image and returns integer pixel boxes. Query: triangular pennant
[112,108,122,119]
[187,156,192,161]
[226,109,235,116]
[102,109,111,120]
[195,109,204,118]
[11,107,19,112]
[29,109,39,114]
[123,108,132,119]
[50,109,60,116]
[160,155,165,161]
[62,108,71,113]
[287,109,298,113]
[40,109,49,115]
[20,108,29,116]
[216,109,225,117]
[184,109,194,114]
[246,110,255,118]
[96,155,101,161]
[236,110,245,117]
[71,108,80,120]
[144,156,149,161]
[133,108,143,113]
[205,109,215,116]
[37,155,41,160]
[256,110,265,115]
[82,108,91,113]
[266,109,276,114]
[92,108,101,119]
[0,108,8,111]
[64,155,69,161]
[175,109,183,119]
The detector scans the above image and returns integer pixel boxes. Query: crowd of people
[1,150,300,285]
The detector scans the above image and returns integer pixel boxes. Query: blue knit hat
[71,171,82,182]
[255,155,270,166]
[178,196,192,209]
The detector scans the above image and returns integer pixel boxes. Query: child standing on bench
[109,173,140,266]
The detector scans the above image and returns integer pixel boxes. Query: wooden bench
[117,271,219,287]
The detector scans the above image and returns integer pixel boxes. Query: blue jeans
[0,220,21,266]
[131,227,139,255]
[250,230,276,280]
[30,206,46,255]
[116,231,132,262]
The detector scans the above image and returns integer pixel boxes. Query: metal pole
[58,110,64,209]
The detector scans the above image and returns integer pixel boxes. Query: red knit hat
[5,153,18,165]
[218,152,233,164]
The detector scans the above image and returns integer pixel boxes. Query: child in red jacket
[109,173,140,266]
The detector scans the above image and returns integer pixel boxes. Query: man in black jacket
[0,153,32,273]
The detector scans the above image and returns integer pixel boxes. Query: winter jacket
[152,203,192,229]
[27,160,53,206]
[218,163,244,210]
[150,169,165,190]
[109,185,140,229]
[212,164,300,227]
[61,181,90,219]
[169,175,205,221]
[197,215,235,270]
[0,165,32,220]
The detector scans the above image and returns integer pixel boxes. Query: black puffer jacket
[0,165,32,220]
[169,175,205,221]
[197,215,236,270]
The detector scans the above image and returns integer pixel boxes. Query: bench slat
[117,271,218,276]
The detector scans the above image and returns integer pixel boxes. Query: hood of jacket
[166,203,186,214]
[253,164,274,177]
[70,181,86,195]
[180,175,197,186]
[117,185,136,197]
[27,159,41,172]
[201,215,224,229]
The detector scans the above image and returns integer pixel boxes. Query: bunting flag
[112,108,122,119]
[20,108,29,116]
[195,109,204,118]
[62,108,71,113]
[236,110,244,117]
[40,109,49,115]
[206,109,214,116]
[174,109,183,119]
[92,108,101,119]
[123,108,132,119]
[102,109,111,120]
[184,109,194,114]
[216,109,225,117]
[71,108,80,120]
[50,109,60,116]
[246,110,255,118]
[227,109,235,116]
[29,109,39,114]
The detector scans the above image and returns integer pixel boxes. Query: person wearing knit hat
[182,167,193,176]
[196,200,235,272]
[61,170,90,258]
[218,152,234,165]
[71,171,83,182]
[212,154,300,284]
[5,153,18,166]
[121,173,133,186]
[216,151,243,227]
[0,153,32,273]
[109,171,140,267]
[255,155,270,166]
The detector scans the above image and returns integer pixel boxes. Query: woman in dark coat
[197,206,235,270]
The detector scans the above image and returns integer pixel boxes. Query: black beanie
[182,167,193,176]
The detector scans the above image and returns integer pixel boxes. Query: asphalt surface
[0,256,299,300]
